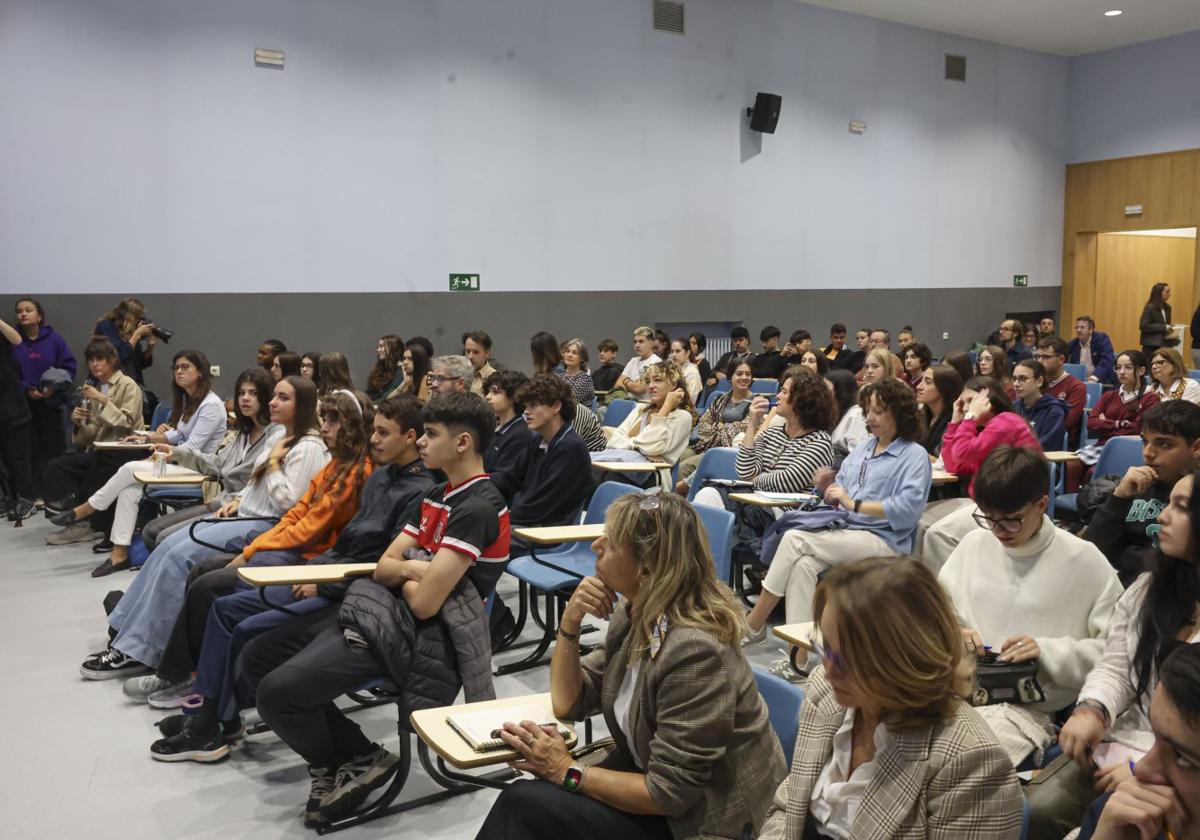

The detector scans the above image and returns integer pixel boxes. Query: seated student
[867,329,906,383]
[713,326,755,383]
[939,446,1122,766]
[943,349,975,389]
[94,297,156,386]
[780,329,813,365]
[530,331,564,375]
[429,354,472,396]
[1069,316,1117,386]
[477,491,786,840]
[675,359,754,487]
[1015,359,1068,450]
[591,338,623,393]
[144,396,437,764]
[922,375,1042,571]
[1087,401,1200,586]
[688,331,713,389]
[799,348,830,376]
[823,322,853,370]
[860,346,898,386]
[598,362,695,476]
[13,297,77,498]
[1088,351,1159,445]
[898,325,916,351]
[1027,470,1200,840]
[1037,337,1087,448]
[827,369,868,461]
[559,337,595,407]
[256,339,287,371]
[977,344,1016,401]
[271,351,302,382]
[78,376,327,678]
[743,379,931,649]
[1149,347,1200,405]
[317,351,355,395]
[752,325,787,380]
[483,369,533,491]
[50,350,227,576]
[42,338,145,541]
[757,557,1024,838]
[844,327,871,374]
[127,390,374,713]
[571,401,608,453]
[138,368,279,552]
[299,351,320,385]
[667,337,703,402]
[393,344,431,403]
[903,342,933,391]
[366,335,405,402]
[237,393,509,823]
[463,330,496,396]
[612,326,660,397]
[1071,644,1199,840]
[916,363,964,457]
[406,335,435,360]
[1001,318,1034,368]
[1024,323,1041,351]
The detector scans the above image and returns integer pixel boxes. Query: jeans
[108,517,274,667]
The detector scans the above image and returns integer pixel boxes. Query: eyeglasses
[807,633,848,673]
[638,486,663,512]
[427,374,462,384]
[1150,360,1168,368]
[1033,353,1058,361]
[972,510,1026,534]
[1012,375,1033,383]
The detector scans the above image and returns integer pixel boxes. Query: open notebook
[447,704,571,753]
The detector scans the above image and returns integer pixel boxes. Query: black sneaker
[49,509,78,527]
[92,537,115,554]
[149,717,230,763]
[155,714,245,744]
[9,497,35,522]
[304,766,335,827]
[318,746,401,820]
[80,648,150,680]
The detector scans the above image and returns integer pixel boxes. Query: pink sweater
[941,412,1042,495]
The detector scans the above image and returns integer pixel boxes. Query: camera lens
[151,326,174,343]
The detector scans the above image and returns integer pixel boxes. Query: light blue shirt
[835,436,932,553]
[164,391,226,454]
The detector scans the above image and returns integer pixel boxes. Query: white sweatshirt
[939,516,1123,713]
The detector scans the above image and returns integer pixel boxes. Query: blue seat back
[694,502,735,584]
[686,447,739,502]
[1094,435,1144,477]
[603,399,637,428]
[1190,369,1200,384]
[751,379,778,394]
[150,402,172,430]
[1084,382,1103,409]
[714,378,732,393]
[1062,362,1086,381]
[753,668,805,767]
[584,481,641,525]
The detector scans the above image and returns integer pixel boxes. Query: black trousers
[0,418,34,499]
[156,557,236,681]
[474,779,673,840]
[240,607,380,769]
[27,401,67,497]
[44,449,142,509]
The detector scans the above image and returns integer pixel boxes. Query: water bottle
[153,450,167,478]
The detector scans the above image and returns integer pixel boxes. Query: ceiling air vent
[653,1,685,35]
[945,53,966,82]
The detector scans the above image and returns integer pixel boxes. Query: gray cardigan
[172,423,282,503]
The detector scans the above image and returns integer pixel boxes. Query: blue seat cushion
[1056,493,1079,514]
[147,485,204,500]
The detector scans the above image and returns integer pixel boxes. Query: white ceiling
[795,0,1200,56]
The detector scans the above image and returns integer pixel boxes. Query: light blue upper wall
[1067,28,1200,164]
[0,0,1069,294]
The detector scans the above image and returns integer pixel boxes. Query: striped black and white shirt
[736,427,833,494]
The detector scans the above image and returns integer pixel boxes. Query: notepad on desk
[446,704,570,753]
[756,490,816,502]
[705,479,753,488]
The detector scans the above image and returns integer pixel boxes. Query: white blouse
[1152,378,1200,405]
[612,660,644,770]
[809,708,894,839]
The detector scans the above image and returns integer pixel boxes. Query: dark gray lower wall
[17,287,1061,398]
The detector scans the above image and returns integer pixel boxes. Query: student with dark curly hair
[483,368,532,494]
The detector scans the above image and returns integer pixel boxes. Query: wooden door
[1093,234,1197,354]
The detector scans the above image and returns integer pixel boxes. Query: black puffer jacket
[337,577,495,722]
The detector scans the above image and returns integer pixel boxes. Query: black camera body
[140,319,173,343]
[971,651,1046,706]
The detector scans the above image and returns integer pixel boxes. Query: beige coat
[74,369,144,449]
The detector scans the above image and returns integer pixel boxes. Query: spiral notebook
[446,704,570,753]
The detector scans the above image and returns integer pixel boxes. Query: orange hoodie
[241,458,374,561]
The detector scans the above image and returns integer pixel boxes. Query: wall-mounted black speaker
[747,92,782,133]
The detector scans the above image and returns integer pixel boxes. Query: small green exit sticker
[1013,274,1028,287]
[449,274,480,292]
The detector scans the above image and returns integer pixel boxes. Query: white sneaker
[768,655,808,685]
[148,678,198,709]
[123,674,174,702]
[45,523,96,546]
[741,622,768,648]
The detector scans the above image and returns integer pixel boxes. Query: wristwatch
[562,763,585,793]
[853,499,862,514]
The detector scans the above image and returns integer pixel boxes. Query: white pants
[693,487,724,509]
[88,460,198,547]
[762,528,895,624]
[921,501,980,573]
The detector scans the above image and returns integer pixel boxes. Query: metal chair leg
[494,589,560,676]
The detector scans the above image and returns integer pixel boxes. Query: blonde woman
[1149,346,1200,405]
[859,347,897,385]
[599,362,696,470]
[758,557,1023,840]
[476,492,786,840]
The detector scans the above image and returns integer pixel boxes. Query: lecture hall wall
[0,0,1090,395]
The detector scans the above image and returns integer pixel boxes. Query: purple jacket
[14,326,77,389]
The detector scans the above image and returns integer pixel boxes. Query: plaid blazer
[564,604,787,839]
[758,668,1023,840]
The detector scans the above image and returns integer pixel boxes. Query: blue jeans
[108,518,274,667]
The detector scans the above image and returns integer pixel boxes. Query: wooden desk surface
[1043,450,1081,463]
[512,524,604,545]
[932,470,959,485]
[411,693,577,769]
[237,563,377,586]
[591,460,671,472]
[772,621,819,651]
[728,491,816,508]
[134,471,206,485]
[93,441,154,451]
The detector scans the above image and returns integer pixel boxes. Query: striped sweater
[736,427,834,493]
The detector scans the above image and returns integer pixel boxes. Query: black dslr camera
[140,319,173,343]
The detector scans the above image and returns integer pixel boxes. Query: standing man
[1068,316,1116,386]
[462,330,496,396]
[613,326,660,397]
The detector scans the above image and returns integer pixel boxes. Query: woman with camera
[475,491,786,840]
[94,297,161,386]
[757,557,1024,839]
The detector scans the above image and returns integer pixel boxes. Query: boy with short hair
[591,338,623,393]
[1037,335,1087,447]
[483,369,532,492]
[751,325,786,379]
[713,326,754,381]
[939,445,1122,766]
[1086,400,1200,585]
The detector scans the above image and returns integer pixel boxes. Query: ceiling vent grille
[945,54,966,82]
[653,1,685,35]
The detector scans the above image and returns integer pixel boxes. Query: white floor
[2,513,786,839]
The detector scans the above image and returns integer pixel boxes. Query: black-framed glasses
[427,374,462,384]
[1012,374,1033,383]
[972,510,1026,534]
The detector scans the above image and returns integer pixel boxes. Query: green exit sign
[1013,274,1029,287]
[449,273,480,292]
